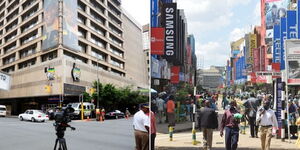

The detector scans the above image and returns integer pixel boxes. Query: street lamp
[96,58,100,121]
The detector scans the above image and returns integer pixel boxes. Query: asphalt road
[0,117,135,150]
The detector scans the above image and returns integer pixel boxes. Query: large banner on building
[286,10,297,39]
[63,0,80,51]
[42,0,59,51]
[273,24,280,63]
[0,72,11,91]
[253,48,260,72]
[151,27,165,55]
[170,66,179,84]
[151,0,158,27]
[151,56,161,78]
[162,3,177,61]
[280,17,287,70]
[285,40,300,85]
[265,0,288,38]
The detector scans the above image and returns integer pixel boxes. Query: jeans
[249,117,258,137]
[225,127,239,150]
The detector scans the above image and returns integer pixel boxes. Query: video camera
[54,106,75,124]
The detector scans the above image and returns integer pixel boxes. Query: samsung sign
[163,3,177,60]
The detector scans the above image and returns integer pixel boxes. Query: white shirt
[256,108,278,128]
[133,110,150,132]
[156,98,165,111]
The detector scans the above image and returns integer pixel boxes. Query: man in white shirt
[133,103,150,150]
[256,100,278,150]
[156,96,165,123]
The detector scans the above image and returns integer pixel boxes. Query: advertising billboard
[151,0,158,27]
[151,27,165,55]
[253,48,260,72]
[298,0,300,39]
[62,0,80,51]
[151,56,161,78]
[171,66,179,84]
[286,10,297,39]
[280,17,287,70]
[0,72,11,91]
[162,3,177,61]
[42,0,59,51]
[285,40,300,85]
[265,0,288,33]
[273,24,280,63]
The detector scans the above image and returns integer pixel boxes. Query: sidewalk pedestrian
[133,103,150,150]
[256,100,278,150]
[244,93,259,138]
[220,100,240,150]
[146,110,156,150]
[156,96,165,123]
[198,100,218,150]
[166,95,175,127]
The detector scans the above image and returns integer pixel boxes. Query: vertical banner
[276,78,282,129]
[170,66,180,84]
[280,17,287,70]
[151,28,165,55]
[286,10,297,39]
[63,0,80,51]
[285,40,300,85]
[273,25,280,63]
[42,0,59,50]
[298,0,300,39]
[249,34,257,68]
[162,3,177,61]
[253,48,260,72]
[151,0,158,27]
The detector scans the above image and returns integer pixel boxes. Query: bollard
[192,129,196,145]
[169,126,173,141]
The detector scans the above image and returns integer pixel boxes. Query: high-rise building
[0,0,148,114]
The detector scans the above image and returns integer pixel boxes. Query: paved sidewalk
[155,130,299,150]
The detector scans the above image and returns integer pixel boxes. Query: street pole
[96,59,100,121]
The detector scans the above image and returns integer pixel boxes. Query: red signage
[151,27,165,55]
[171,66,180,84]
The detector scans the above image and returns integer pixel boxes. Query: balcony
[22,34,37,44]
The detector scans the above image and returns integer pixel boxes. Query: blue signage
[298,0,300,39]
[273,25,280,63]
[280,17,287,70]
[151,0,158,27]
[286,10,297,39]
[276,78,282,128]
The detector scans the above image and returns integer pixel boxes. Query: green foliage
[90,81,148,112]
[82,92,92,102]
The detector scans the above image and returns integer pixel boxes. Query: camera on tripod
[53,106,76,150]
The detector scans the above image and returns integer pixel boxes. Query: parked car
[19,110,49,122]
[46,108,56,120]
[0,105,6,117]
[66,102,95,118]
[105,110,125,119]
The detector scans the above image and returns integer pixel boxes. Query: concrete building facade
[0,0,148,114]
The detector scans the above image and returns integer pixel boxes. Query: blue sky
[122,0,260,69]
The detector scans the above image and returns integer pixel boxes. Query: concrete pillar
[36,40,42,52]
[36,55,42,64]
[38,27,42,36]
[86,45,92,55]
[16,39,21,47]
[39,0,43,10]
[87,31,91,41]
[38,13,43,22]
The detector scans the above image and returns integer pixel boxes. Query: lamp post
[96,58,100,121]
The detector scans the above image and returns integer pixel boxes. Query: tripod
[53,123,75,150]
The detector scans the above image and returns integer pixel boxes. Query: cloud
[196,41,229,68]
[253,1,261,26]
[229,27,251,42]
[121,0,150,25]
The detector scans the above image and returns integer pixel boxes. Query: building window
[109,23,122,37]
[63,51,87,64]
[21,31,38,45]
[109,35,122,47]
[109,45,123,58]
[90,35,106,48]
[90,22,105,36]
[110,58,124,69]
[22,4,38,21]
[77,0,86,12]
[91,48,106,61]
[18,58,36,69]
[20,44,36,58]
[3,54,16,65]
[6,19,18,33]
[111,69,124,77]
[90,0,105,14]
[92,61,108,71]
[2,66,15,73]
[90,9,105,25]
[41,51,57,62]
[77,13,86,24]
[4,42,17,54]
[22,0,36,10]
[78,41,87,53]
[5,31,17,42]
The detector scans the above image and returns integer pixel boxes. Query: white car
[0,105,6,117]
[19,110,49,122]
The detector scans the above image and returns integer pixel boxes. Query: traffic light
[89,88,96,95]
[45,85,51,93]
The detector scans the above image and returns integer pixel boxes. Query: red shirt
[167,100,175,113]
[220,108,240,131]
[146,111,156,134]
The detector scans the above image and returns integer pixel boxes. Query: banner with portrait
[62,0,80,51]
[42,0,59,51]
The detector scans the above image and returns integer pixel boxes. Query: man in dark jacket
[198,100,218,150]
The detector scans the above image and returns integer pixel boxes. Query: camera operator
[256,100,278,150]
